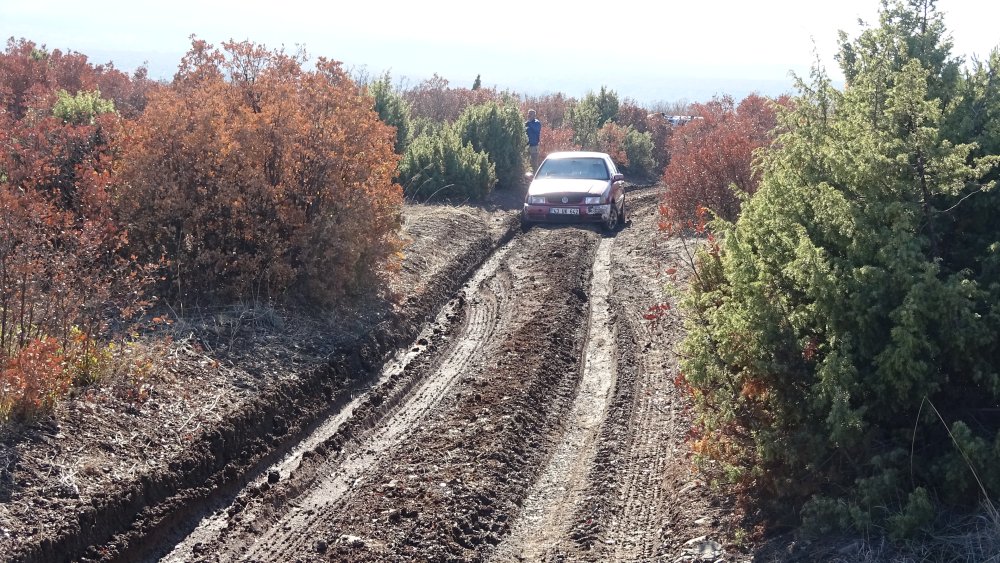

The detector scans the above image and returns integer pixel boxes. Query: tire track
[605,300,678,562]
[490,235,617,561]
[565,189,738,562]
[163,242,516,562]
[251,227,597,561]
[559,189,688,562]
[163,225,618,561]
[604,193,706,562]
[244,253,514,560]
[603,191,682,561]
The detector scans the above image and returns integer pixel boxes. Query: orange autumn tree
[520,93,573,130]
[661,94,783,224]
[119,39,403,307]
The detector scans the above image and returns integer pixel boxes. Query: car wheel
[617,195,626,230]
[520,215,533,232]
[602,202,618,234]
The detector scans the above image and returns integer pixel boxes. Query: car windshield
[536,157,609,181]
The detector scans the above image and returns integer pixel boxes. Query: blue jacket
[525,119,541,146]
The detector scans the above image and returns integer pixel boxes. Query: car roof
[543,151,611,161]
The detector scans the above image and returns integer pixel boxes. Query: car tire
[602,202,619,234]
[617,195,626,230]
[520,215,533,232]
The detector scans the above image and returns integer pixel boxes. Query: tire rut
[240,248,515,561]
[568,189,693,561]
[605,193,693,562]
[166,227,601,561]
[490,235,617,562]
[163,243,516,561]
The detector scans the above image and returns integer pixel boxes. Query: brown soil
[0,185,750,562]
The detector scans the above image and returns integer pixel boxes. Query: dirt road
[146,188,735,561]
[0,186,742,562]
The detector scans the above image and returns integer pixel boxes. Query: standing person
[525,109,542,171]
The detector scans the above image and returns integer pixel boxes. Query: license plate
[550,207,579,215]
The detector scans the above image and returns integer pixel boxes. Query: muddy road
[131,187,734,562]
[1,187,738,562]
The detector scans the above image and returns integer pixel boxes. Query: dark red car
[521,151,626,231]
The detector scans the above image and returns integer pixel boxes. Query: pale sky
[2,0,998,105]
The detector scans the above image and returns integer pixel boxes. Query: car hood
[527,178,608,196]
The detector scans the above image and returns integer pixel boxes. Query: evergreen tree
[398,127,496,201]
[52,89,116,125]
[569,86,621,149]
[680,0,1000,535]
[584,85,620,126]
[369,72,412,154]
[454,100,526,189]
[837,0,961,105]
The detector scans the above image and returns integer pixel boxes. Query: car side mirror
[525,171,534,180]
[612,173,624,182]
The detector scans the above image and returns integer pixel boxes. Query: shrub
[647,114,674,175]
[52,89,115,124]
[620,126,657,180]
[595,121,657,180]
[676,1,1000,535]
[91,64,158,120]
[118,39,403,307]
[410,116,445,140]
[661,94,779,224]
[615,99,651,132]
[595,121,629,168]
[537,126,581,163]
[0,337,69,420]
[567,99,601,150]
[578,86,619,128]
[402,73,500,123]
[0,39,85,120]
[454,100,526,190]
[398,127,496,201]
[0,86,151,422]
[520,93,572,129]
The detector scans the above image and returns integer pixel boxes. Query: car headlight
[528,195,547,204]
[584,196,602,205]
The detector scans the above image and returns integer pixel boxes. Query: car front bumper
[522,203,611,223]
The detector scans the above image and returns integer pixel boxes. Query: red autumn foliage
[0,38,157,121]
[117,38,403,306]
[607,99,674,176]
[644,113,675,175]
[0,42,156,419]
[660,94,783,224]
[0,38,67,120]
[403,74,503,123]
[596,121,630,168]
[0,337,69,419]
[538,126,581,162]
[615,99,650,132]
[90,64,160,120]
[520,93,573,129]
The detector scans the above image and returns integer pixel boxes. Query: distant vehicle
[521,151,626,232]
[647,113,702,126]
